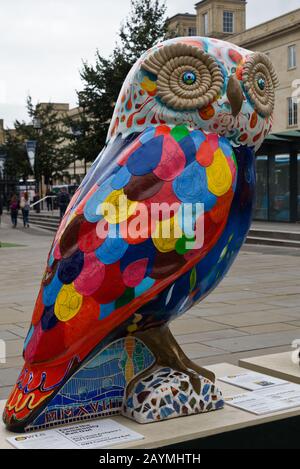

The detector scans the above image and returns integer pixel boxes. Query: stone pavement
[0,214,300,400]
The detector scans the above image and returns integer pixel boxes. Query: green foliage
[5,97,73,185]
[119,0,167,63]
[71,0,168,162]
[3,132,31,181]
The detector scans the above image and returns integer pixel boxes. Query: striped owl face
[108,37,279,151]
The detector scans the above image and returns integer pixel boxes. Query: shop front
[254,131,300,223]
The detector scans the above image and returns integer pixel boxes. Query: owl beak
[227,75,244,117]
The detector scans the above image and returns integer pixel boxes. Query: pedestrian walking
[58,187,70,219]
[10,194,19,228]
[20,192,30,228]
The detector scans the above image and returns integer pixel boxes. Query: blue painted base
[25,337,155,431]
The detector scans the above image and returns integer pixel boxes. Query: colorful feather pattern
[4,124,240,426]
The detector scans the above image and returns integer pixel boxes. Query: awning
[258,130,300,155]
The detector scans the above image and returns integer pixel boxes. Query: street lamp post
[0,149,7,206]
[71,126,85,183]
[33,117,42,199]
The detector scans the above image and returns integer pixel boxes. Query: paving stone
[0,309,29,325]
[0,386,13,400]
[0,330,21,341]
[15,322,31,329]
[237,323,300,335]
[286,320,300,327]
[190,302,283,318]
[181,343,225,360]
[200,329,300,353]
[201,345,293,367]
[262,296,300,308]
[0,368,20,386]
[5,339,24,358]
[206,310,300,327]
[170,318,228,336]
[0,356,24,369]
[251,285,300,295]
[7,325,28,338]
[176,329,249,345]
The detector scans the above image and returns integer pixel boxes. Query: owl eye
[182,71,197,85]
[141,43,224,111]
[242,52,279,117]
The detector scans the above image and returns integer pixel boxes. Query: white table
[1,362,300,449]
[239,352,300,385]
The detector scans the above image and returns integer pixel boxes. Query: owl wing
[5,124,237,426]
[24,124,237,366]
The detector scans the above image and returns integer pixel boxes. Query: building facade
[36,103,89,188]
[167,0,300,222]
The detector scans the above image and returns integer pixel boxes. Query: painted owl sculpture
[4,37,278,431]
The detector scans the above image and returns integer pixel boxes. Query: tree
[26,97,75,186]
[5,97,74,193]
[65,0,167,166]
[119,0,167,63]
[3,133,31,183]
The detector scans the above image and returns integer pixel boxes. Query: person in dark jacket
[33,192,40,213]
[58,187,70,219]
[46,188,54,211]
[10,194,19,228]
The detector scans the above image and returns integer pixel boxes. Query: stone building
[0,104,90,200]
[35,103,88,187]
[167,0,300,222]
[34,103,89,189]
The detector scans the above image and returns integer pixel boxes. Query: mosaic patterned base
[25,337,155,431]
[122,367,224,424]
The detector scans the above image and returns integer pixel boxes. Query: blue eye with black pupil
[182,71,196,85]
[257,78,266,91]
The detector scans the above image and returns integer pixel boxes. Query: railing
[30,195,57,213]
[29,195,56,208]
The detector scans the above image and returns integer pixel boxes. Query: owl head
[108,37,279,151]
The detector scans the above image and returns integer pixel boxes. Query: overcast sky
[1,0,299,127]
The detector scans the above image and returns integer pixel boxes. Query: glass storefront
[269,155,290,222]
[255,156,268,220]
[254,154,295,222]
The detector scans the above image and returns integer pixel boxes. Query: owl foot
[122,326,223,423]
[127,325,215,394]
[122,366,224,424]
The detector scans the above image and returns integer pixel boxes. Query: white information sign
[225,383,300,415]
[219,372,288,391]
[7,419,144,449]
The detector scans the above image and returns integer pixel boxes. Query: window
[223,11,234,33]
[188,27,197,36]
[203,13,208,35]
[288,97,298,126]
[288,45,296,69]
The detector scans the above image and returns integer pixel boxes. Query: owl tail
[3,336,154,432]
[3,357,78,432]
